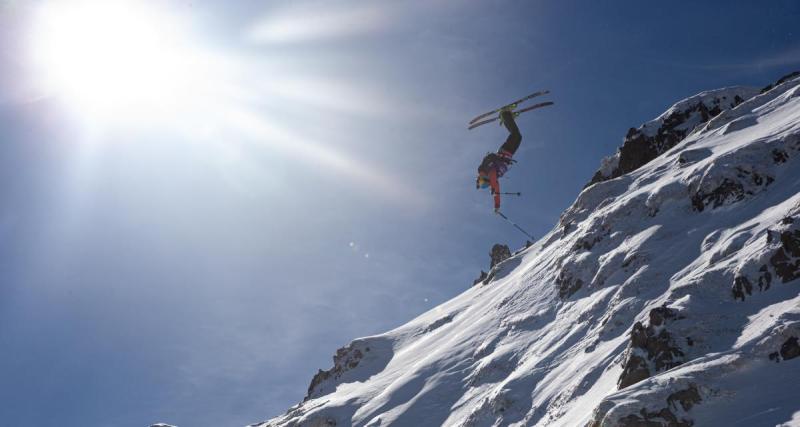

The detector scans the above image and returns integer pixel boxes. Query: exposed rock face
[472,270,488,286]
[618,307,685,389]
[781,336,800,360]
[474,244,513,286]
[556,268,584,299]
[690,166,774,212]
[306,343,367,401]
[614,384,701,427]
[587,87,758,188]
[733,216,800,301]
[770,227,800,283]
[761,70,800,94]
[770,336,800,362]
[490,244,512,269]
[590,384,702,427]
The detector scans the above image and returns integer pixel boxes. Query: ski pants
[499,110,522,156]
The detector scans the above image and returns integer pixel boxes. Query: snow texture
[587,86,760,187]
[256,73,800,427]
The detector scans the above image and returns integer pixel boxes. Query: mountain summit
[256,73,800,427]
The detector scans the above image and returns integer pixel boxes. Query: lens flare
[30,0,212,123]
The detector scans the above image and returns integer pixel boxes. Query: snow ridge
[587,86,760,187]
[258,74,800,427]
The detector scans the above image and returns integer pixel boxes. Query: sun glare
[24,1,423,207]
[30,0,207,124]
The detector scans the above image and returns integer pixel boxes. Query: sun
[30,0,205,125]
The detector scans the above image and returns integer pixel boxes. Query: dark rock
[780,336,800,360]
[757,265,772,292]
[691,179,744,212]
[732,276,753,301]
[649,306,678,327]
[771,229,800,282]
[667,384,702,411]
[562,221,574,235]
[692,167,774,212]
[587,93,748,188]
[618,353,650,389]
[556,270,583,299]
[735,218,800,301]
[473,270,488,286]
[773,149,789,164]
[472,244,512,287]
[614,384,701,427]
[575,236,601,251]
[306,344,365,401]
[490,244,512,269]
[761,71,800,93]
[618,408,679,427]
[619,307,685,389]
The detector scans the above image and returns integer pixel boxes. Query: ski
[468,101,554,130]
[468,90,550,125]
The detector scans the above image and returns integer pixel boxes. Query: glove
[494,207,500,214]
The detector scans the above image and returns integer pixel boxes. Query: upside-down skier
[476,109,522,213]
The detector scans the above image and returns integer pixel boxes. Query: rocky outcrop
[615,384,701,427]
[618,307,685,389]
[472,270,488,286]
[690,166,774,212]
[306,343,368,401]
[556,268,584,299]
[733,216,800,301]
[761,70,800,94]
[587,87,757,187]
[689,131,800,214]
[474,244,513,286]
[769,223,800,283]
[769,336,800,362]
[490,244,512,268]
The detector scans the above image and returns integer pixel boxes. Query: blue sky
[1,1,799,426]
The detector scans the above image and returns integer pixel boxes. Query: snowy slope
[255,74,800,427]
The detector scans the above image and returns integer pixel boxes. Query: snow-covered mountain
[255,73,800,427]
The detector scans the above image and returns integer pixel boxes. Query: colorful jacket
[478,151,514,209]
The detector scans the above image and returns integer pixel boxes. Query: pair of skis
[468,90,553,130]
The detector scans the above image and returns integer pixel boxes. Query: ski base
[468,101,554,130]
[468,90,550,125]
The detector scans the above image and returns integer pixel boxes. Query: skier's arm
[489,169,501,210]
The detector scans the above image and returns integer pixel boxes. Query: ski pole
[496,211,535,240]
[491,190,522,196]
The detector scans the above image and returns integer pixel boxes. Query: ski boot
[498,107,516,127]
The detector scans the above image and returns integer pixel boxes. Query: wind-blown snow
[256,74,800,427]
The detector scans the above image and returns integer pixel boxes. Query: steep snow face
[257,75,800,427]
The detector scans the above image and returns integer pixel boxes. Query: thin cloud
[244,3,391,44]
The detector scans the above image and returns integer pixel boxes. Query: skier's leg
[499,111,522,156]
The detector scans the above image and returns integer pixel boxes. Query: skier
[476,110,521,212]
